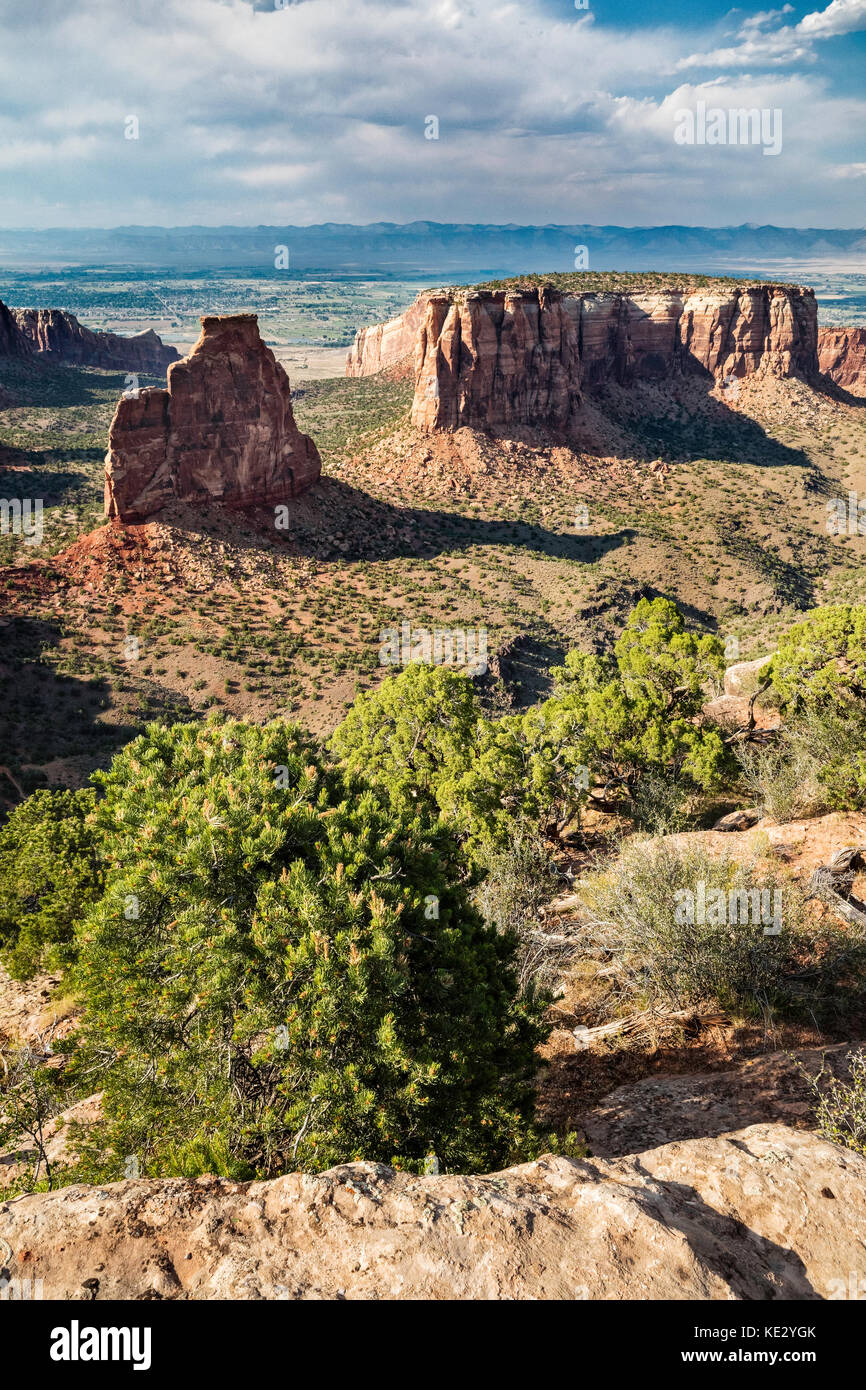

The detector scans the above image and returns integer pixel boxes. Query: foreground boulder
[104,314,320,522]
[724,653,773,696]
[2,1123,862,1299]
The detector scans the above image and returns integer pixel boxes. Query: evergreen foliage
[72,717,547,1178]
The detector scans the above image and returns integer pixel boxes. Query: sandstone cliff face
[818,326,866,395]
[0,301,29,358]
[0,300,178,374]
[346,294,427,377]
[349,283,820,432]
[104,314,320,522]
[1,1123,862,1299]
[411,288,582,432]
[13,308,179,374]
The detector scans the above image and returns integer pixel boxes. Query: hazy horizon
[1,221,864,280]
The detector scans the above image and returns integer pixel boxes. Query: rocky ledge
[12,308,179,375]
[345,294,427,378]
[1,1122,862,1300]
[0,299,178,374]
[104,314,320,523]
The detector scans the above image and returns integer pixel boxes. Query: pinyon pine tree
[74,716,547,1179]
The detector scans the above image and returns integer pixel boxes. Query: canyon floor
[1,355,865,810]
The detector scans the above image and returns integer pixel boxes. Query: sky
[0,0,864,228]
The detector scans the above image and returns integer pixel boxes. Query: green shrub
[732,606,866,820]
[331,660,482,826]
[472,827,561,993]
[74,716,548,1179]
[767,604,866,713]
[545,597,729,808]
[808,1048,866,1158]
[0,1042,67,1193]
[626,771,693,836]
[736,706,866,821]
[331,599,731,857]
[0,788,102,978]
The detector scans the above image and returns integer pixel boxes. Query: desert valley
[1,261,866,1312]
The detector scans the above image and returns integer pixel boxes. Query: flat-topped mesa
[578,285,818,384]
[12,307,179,374]
[104,313,320,523]
[349,281,820,433]
[818,326,866,395]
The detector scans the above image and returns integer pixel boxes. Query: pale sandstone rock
[712,808,762,831]
[724,653,774,697]
[1,1123,862,1299]
[346,294,427,377]
[661,811,866,881]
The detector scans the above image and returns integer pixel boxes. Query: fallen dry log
[807,846,866,929]
[571,1008,727,1049]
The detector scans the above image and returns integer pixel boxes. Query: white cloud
[0,0,861,227]
[678,0,866,71]
[798,0,866,36]
[740,7,796,34]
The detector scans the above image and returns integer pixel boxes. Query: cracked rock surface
[2,1123,862,1300]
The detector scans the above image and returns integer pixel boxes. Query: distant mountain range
[0,224,863,276]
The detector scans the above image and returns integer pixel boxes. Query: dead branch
[807,849,866,930]
[571,1007,728,1049]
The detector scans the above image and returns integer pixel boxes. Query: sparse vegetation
[576,839,863,1025]
[3,275,866,1204]
[808,1048,866,1158]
